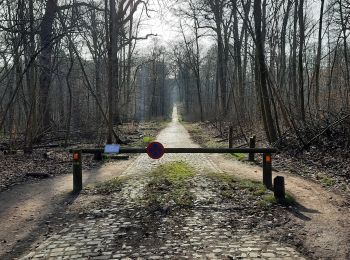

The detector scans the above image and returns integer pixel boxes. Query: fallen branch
[303,114,350,149]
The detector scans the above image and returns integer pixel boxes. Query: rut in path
[22,106,305,259]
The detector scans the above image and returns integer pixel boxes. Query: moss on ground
[183,123,223,149]
[143,161,196,209]
[206,172,267,199]
[317,174,336,187]
[206,172,296,207]
[259,192,296,208]
[183,123,248,162]
[129,120,170,148]
[230,153,246,161]
[85,177,127,195]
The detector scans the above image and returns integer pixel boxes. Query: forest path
[0,151,133,257]
[22,106,305,259]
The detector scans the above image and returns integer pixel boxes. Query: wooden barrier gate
[70,147,280,196]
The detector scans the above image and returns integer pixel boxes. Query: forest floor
[1,109,349,259]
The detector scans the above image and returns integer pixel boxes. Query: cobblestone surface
[22,107,306,259]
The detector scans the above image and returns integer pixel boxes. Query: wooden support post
[228,126,233,148]
[72,149,82,193]
[248,135,256,161]
[93,152,103,161]
[274,176,285,201]
[263,153,272,189]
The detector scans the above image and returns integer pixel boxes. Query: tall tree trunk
[279,0,292,90]
[217,27,227,116]
[106,0,119,143]
[339,0,350,106]
[91,9,102,122]
[298,0,305,121]
[125,0,134,119]
[194,20,204,121]
[38,0,57,132]
[313,0,325,110]
[233,2,244,117]
[253,0,278,143]
[291,0,298,110]
[24,0,37,152]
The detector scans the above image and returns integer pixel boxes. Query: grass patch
[207,172,295,208]
[183,123,223,148]
[206,172,267,199]
[184,123,249,159]
[260,192,296,207]
[86,177,126,195]
[230,153,246,161]
[143,161,196,209]
[318,174,336,187]
[129,120,170,148]
[143,136,155,144]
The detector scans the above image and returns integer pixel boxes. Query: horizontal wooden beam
[69,147,277,154]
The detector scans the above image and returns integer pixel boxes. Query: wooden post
[228,126,233,148]
[72,149,82,193]
[274,176,285,201]
[263,153,272,189]
[248,135,256,161]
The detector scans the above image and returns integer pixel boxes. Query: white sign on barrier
[104,144,120,154]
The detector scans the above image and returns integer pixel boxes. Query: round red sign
[146,141,165,159]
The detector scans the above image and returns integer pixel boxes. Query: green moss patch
[86,177,126,195]
[143,161,196,210]
[230,153,246,161]
[260,192,296,208]
[317,174,336,187]
[206,172,267,199]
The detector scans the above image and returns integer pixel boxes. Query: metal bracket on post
[72,149,82,193]
[248,135,256,161]
[263,153,272,189]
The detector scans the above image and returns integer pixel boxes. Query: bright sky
[137,0,182,50]
[135,0,215,55]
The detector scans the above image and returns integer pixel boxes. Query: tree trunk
[339,0,350,106]
[314,0,325,110]
[291,0,298,110]
[253,0,278,143]
[298,0,305,121]
[38,0,57,132]
[106,0,119,144]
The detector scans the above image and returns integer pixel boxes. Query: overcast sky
[136,0,324,53]
[136,0,181,49]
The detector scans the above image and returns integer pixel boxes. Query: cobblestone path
[22,107,306,259]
